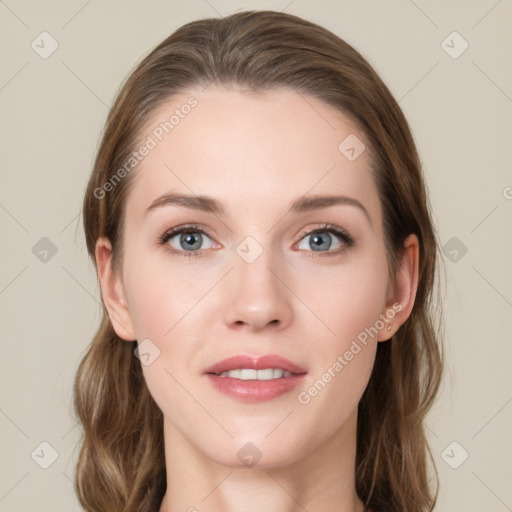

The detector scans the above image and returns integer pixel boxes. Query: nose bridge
[222,234,293,331]
[234,237,278,292]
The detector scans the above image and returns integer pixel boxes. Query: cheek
[122,252,208,424]
[121,248,210,399]
[291,252,390,344]
[122,246,210,340]
[290,253,388,420]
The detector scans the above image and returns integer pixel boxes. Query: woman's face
[99,85,413,468]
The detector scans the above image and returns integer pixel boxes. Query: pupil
[181,232,201,250]
[311,232,331,251]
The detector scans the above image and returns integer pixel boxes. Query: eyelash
[157,223,356,259]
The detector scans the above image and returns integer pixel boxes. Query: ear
[95,236,136,341]
[378,234,420,342]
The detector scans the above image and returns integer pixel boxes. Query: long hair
[74,10,443,512]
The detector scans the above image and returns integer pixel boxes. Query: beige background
[1,1,511,511]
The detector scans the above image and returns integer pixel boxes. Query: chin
[199,434,309,470]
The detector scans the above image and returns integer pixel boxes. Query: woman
[74,10,443,512]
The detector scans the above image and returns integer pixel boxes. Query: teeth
[217,368,293,380]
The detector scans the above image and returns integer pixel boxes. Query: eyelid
[294,223,354,243]
[158,223,216,243]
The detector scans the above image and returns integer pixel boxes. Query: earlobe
[378,234,420,342]
[95,237,137,341]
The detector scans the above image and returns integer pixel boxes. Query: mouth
[203,354,307,402]
[213,368,295,379]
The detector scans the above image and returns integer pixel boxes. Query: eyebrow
[290,195,371,225]
[145,192,372,226]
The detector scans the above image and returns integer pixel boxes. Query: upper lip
[203,354,307,375]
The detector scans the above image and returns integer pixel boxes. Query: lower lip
[205,374,306,402]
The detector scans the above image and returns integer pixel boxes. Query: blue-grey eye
[309,231,333,251]
[180,232,202,250]
[166,230,215,252]
[297,229,346,253]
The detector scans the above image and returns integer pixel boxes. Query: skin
[96,85,419,512]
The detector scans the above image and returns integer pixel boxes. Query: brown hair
[74,10,443,512]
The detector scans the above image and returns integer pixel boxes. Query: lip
[203,354,307,375]
[203,354,307,403]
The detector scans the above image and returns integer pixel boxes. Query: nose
[222,247,293,333]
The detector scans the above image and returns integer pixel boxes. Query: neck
[159,413,366,512]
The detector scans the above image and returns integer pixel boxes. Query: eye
[295,224,355,256]
[158,224,217,258]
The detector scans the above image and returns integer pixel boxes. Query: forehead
[126,85,381,225]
